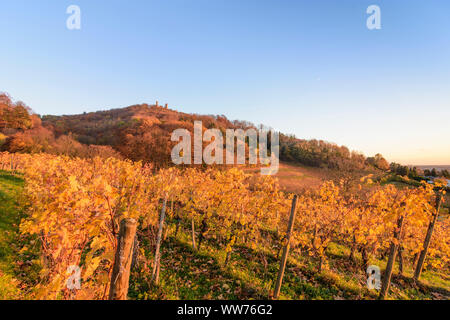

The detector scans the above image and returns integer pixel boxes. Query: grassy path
[0,170,24,299]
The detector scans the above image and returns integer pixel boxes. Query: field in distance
[244,162,329,193]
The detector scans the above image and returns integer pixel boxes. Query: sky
[1,0,449,165]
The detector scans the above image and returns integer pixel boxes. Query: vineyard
[0,151,449,300]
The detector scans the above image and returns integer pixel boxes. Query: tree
[367,154,389,171]
[440,169,450,179]
[431,168,437,177]
[0,94,33,131]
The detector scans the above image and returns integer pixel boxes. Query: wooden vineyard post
[397,246,404,275]
[379,215,404,299]
[152,198,167,285]
[273,195,298,300]
[191,218,197,250]
[414,193,443,281]
[109,218,137,300]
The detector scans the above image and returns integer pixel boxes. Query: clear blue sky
[1,0,449,165]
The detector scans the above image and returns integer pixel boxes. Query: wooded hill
[1,93,388,172]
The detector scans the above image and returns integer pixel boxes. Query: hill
[1,92,386,180]
[41,103,247,167]
[40,103,380,172]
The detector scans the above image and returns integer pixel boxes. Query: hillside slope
[40,103,378,173]
[2,92,385,178]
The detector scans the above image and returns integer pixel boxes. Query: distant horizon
[414,165,450,170]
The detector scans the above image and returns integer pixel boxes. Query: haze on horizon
[1,0,449,166]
